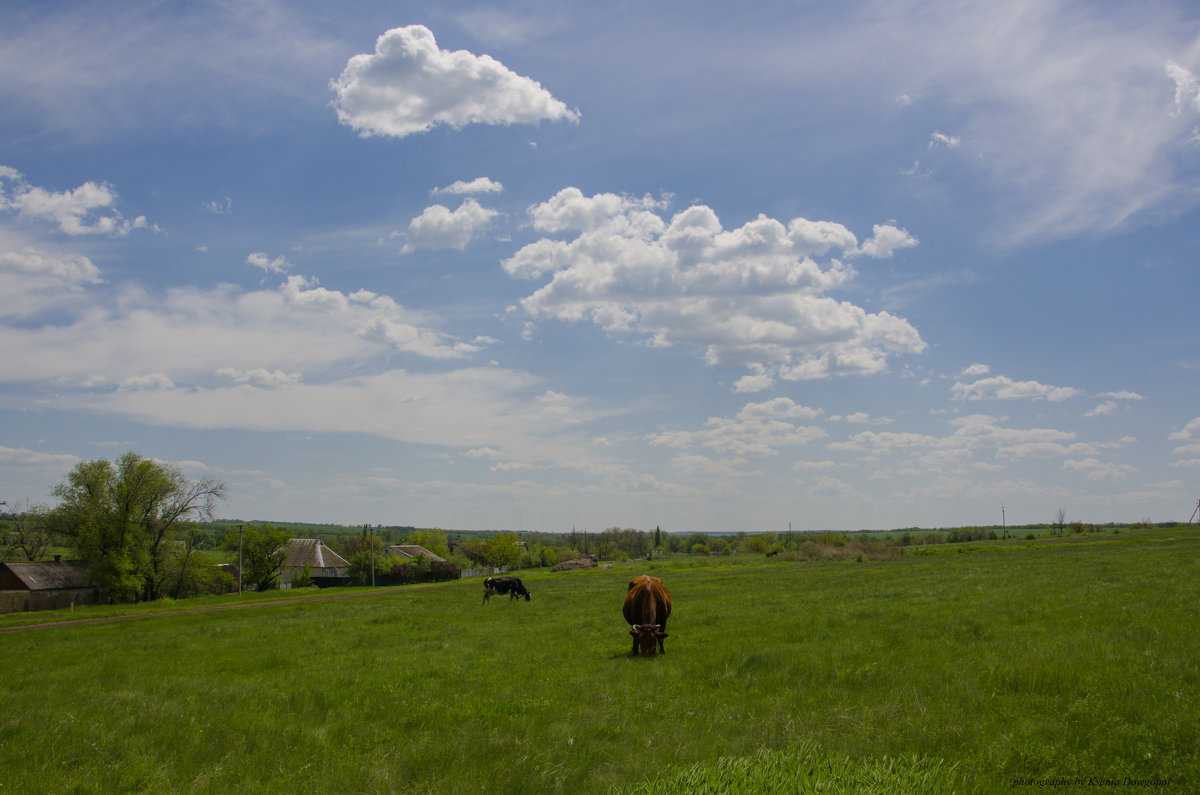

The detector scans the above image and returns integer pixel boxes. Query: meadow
[0,527,1196,793]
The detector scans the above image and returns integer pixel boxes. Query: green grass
[1,528,1197,793]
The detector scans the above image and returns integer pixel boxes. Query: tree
[223,524,291,591]
[1,503,54,562]
[51,452,226,601]
[483,532,521,569]
[404,528,450,559]
[347,531,385,585]
[1054,508,1067,536]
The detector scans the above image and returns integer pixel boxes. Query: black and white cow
[483,576,531,603]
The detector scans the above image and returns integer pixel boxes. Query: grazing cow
[623,575,672,657]
[482,586,497,604]
[484,576,531,602]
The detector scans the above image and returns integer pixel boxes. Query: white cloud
[402,198,498,252]
[464,447,506,460]
[951,374,1080,402]
[246,252,290,274]
[216,367,301,387]
[330,25,580,139]
[1085,401,1117,417]
[733,371,774,393]
[928,131,961,149]
[0,228,105,318]
[505,189,927,381]
[203,197,232,215]
[829,3,1200,242]
[0,445,79,470]
[793,459,838,471]
[962,363,990,376]
[1101,391,1145,400]
[0,245,101,284]
[0,276,485,399]
[119,373,176,391]
[649,398,828,459]
[0,166,151,236]
[433,177,504,196]
[852,224,919,259]
[1061,458,1137,481]
[1169,418,1200,441]
[1166,60,1200,116]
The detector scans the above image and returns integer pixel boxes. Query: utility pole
[237,524,245,596]
[369,524,375,587]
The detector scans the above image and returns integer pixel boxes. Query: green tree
[51,452,226,601]
[404,527,450,559]
[740,534,771,554]
[223,524,291,592]
[1,503,54,562]
[483,532,521,569]
[347,532,385,585]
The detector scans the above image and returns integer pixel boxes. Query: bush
[378,559,457,585]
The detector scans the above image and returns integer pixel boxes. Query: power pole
[237,524,245,596]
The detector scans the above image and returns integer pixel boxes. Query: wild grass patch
[0,528,1197,792]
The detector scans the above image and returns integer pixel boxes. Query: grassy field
[1,528,1196,793]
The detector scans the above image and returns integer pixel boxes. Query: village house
[0,556,100,613]
[280,538,351,588]
[383,544,446,564]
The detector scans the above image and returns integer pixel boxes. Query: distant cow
[623,574,672,657]
[484,576,531,602]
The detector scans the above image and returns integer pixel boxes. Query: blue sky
[2,0,1199,532]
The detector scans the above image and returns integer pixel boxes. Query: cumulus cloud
[1169,418,1200,441]
[951,374,1080,402]
[0,166,152,236]
[853,224,919,259]
[433,177,504,196]
[402,198,498,252]
[649,398,827,459]
[330,25,580,139]
[504,188,927,382]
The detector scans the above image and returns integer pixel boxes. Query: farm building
[280,538,350,588]
[0,556,101,613]
[384,544,446,564]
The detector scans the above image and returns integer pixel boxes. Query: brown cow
[623,574,672,657]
